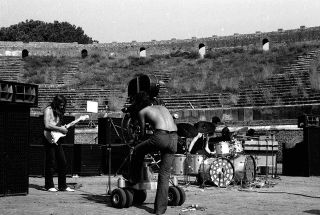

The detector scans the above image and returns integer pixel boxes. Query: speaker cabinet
[98,117,122,145]
[304,127,320,176]
[29,145,46,176]
[28,145,74,177]
[283,127,320,176]
[73,144,103,176]
[101,145,130,174]
[0,106,29,196]
[62,145,74,176]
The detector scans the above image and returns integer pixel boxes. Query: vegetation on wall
[0,20,96,44]
[21,41,320,107]
[309,55,320,91]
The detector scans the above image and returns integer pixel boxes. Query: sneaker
[64,187,75,192]
[47,187,58,192]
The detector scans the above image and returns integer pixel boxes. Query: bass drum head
[243,155,256,183]
[230,155,256,184]
[209,157,234,187]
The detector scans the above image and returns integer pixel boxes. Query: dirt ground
[0,174,320,215]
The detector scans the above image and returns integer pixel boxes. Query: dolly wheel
[133,190,147,205]
[123,188,134,207]
[168,186,180,206]
[175,186,186,206]
[111,188,127,208]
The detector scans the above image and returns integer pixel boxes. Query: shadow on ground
[80,193,154,214]
[29,184,46,191]
[304,210,320,215]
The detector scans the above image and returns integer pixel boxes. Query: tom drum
[170,154,186,175]
[215,141,232,156]
[186,154,205,175]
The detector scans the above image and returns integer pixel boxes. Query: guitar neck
[66,118,82,128]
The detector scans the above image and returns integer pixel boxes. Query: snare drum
[186,154,204,175]
[215,141,231,156]
[170,154,186,175]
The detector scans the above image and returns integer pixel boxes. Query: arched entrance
[81,49,88,58]
[139,47,146,57]
[198,43,205,58]
[22,49,29,58]
[262,38,269,51]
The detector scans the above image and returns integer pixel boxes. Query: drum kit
[174,122,256,187]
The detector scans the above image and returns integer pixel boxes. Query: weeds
[21,41,320,107]
[309,56,320,90]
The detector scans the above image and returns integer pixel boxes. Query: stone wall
[171,105,320,126]
[1,26,320,58]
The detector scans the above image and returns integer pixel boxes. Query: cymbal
[194,121,216,134]
[177,123,198,138]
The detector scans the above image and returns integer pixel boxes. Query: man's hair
[50,94,67,117]
[212,116,221,124]
[221,126,230,137]
[130,91,152,118]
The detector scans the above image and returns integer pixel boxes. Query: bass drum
[229,155,256,184]
[197,157,234,187]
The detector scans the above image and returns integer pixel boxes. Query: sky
[1,0,320,43]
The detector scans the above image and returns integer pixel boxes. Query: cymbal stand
[183,137,191,186]
[199,135,207,189]
[106,117,112,195]
[265,137,269,180]
[271,134,278,179]
[271,135,274,178]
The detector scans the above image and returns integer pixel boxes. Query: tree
[0,19,96,44]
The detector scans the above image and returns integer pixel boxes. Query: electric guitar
[44,115,89,145]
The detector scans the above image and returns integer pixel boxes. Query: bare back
[139,105,177,132]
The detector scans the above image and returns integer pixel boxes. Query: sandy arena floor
[0,174,320,215]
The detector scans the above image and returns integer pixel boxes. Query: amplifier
[283,127,320,176]
[73,144,103,176]
[298,114,320,128]
[98,117,123,145]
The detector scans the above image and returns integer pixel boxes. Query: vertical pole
[265,137,269,180]
[107,117,112,195]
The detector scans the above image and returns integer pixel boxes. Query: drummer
[204,126,231,155]
[188,116,220,154]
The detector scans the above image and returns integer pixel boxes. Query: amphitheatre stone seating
[56,58,80,85]
[32,86,123,116]
[2,47,320,117]
[0,56,23,82]
[159,49,320,109]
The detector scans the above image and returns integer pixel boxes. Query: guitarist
[43,94,74,192]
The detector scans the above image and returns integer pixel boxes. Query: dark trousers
[43,138,67,190]
[130,130,177,214]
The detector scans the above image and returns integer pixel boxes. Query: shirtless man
[43,94,74,192]
[128,91,178,215]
